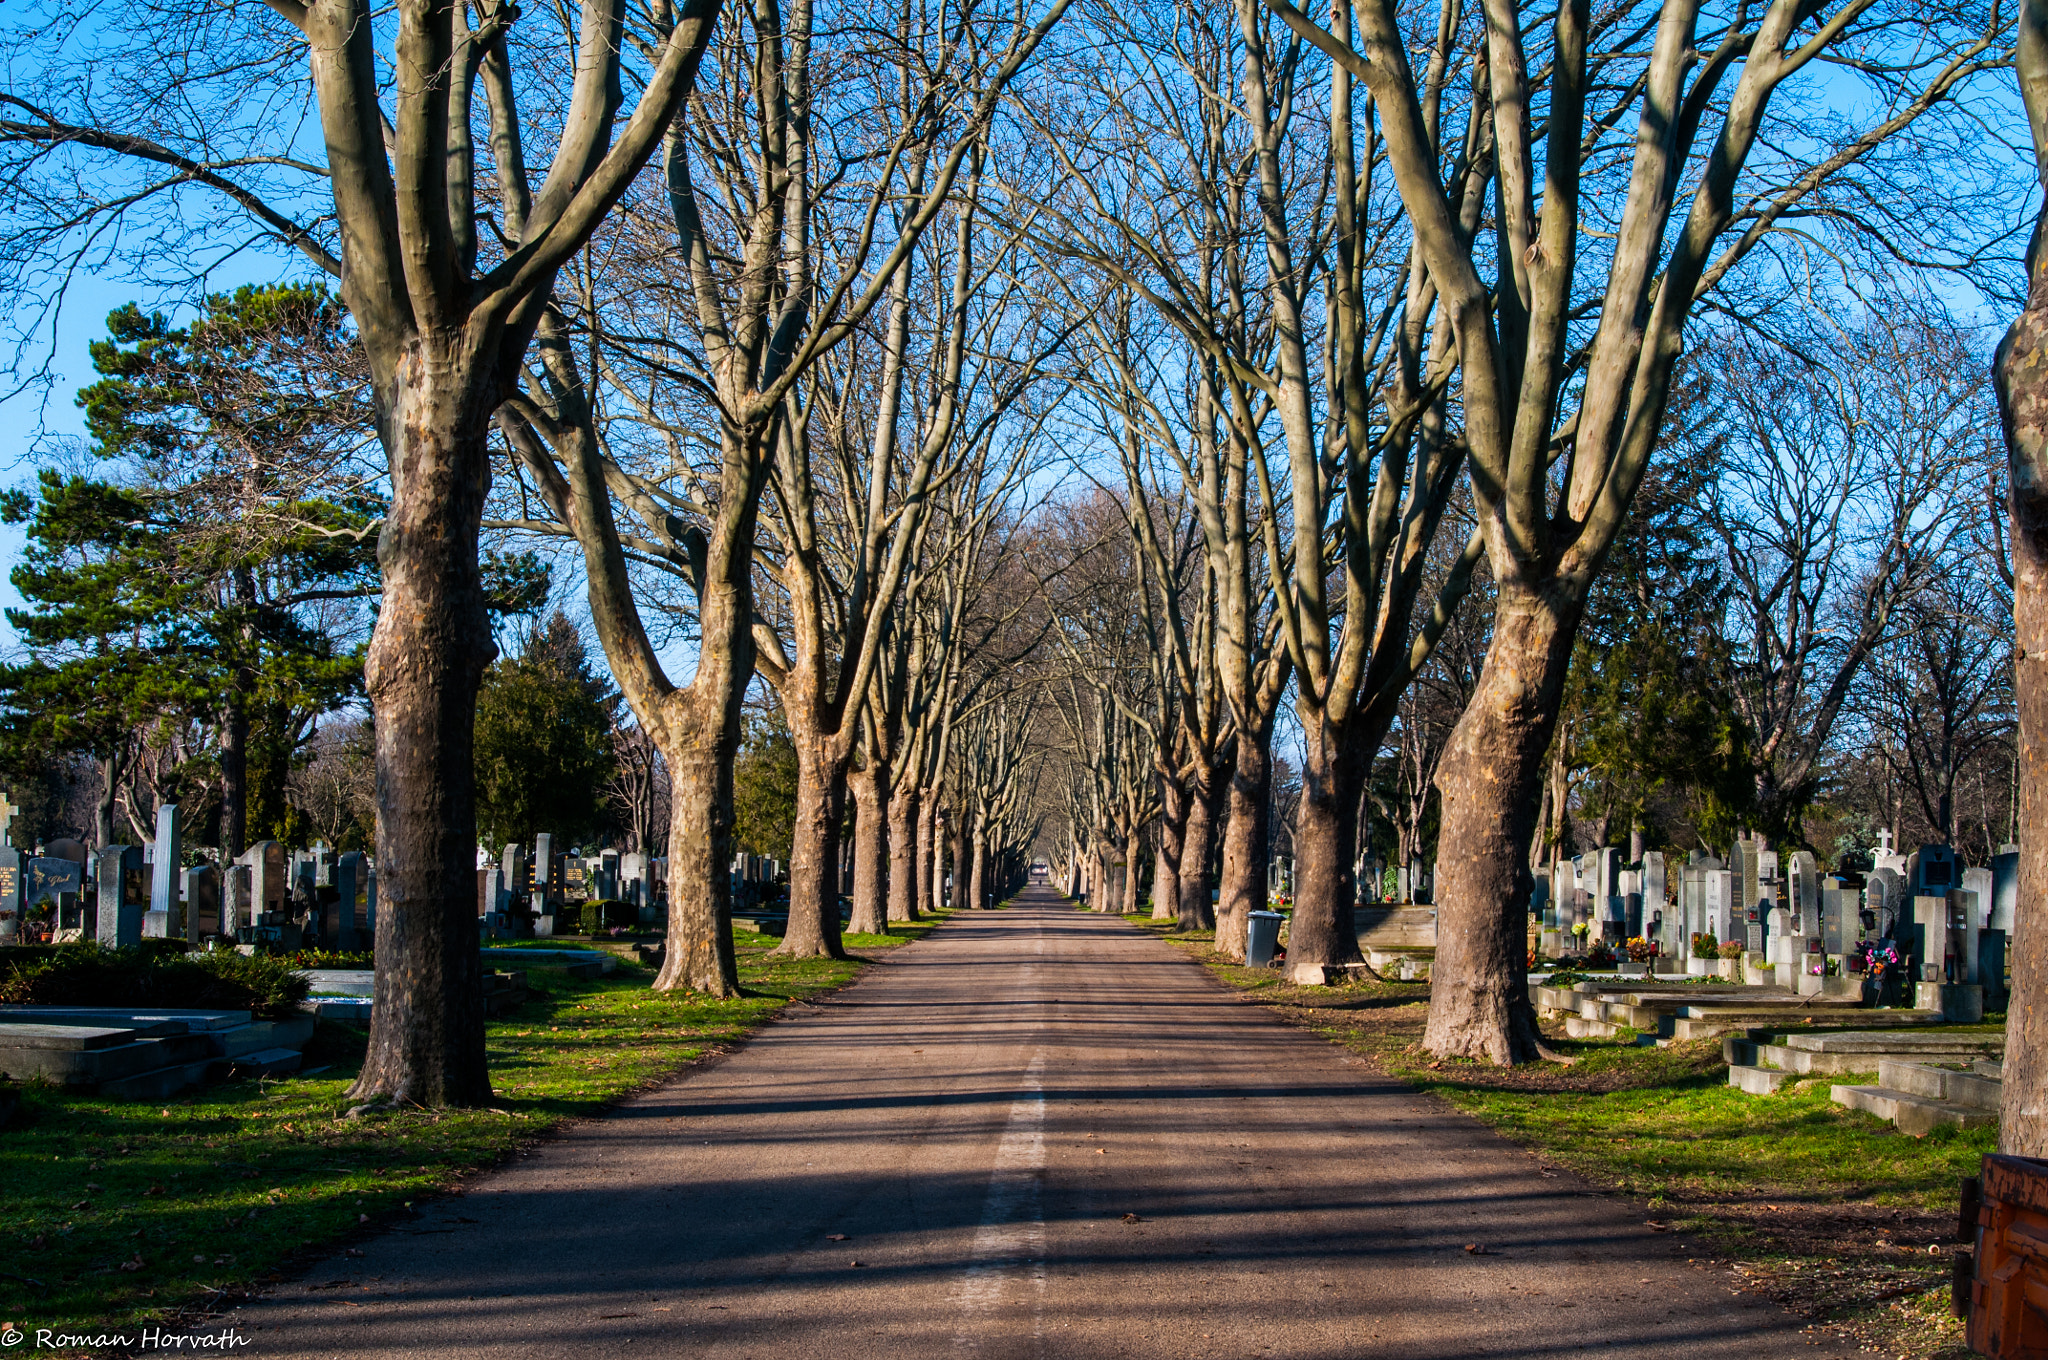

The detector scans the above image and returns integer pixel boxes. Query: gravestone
[223,864,253,939]
[1732,839,1759,925]
[1643,851,1667,922]
[240,841,287,930]
[148,803,182,931]
[622,851,648,909]
[182,864,218,942]
[25,855,84,907]
[1910,894,1951,984]
[534,833,556,907]
[336,852,365,952]
[1822,882,1858,956]
[1787,851,1819,937]
[1872,828,1908,877]
[1911,844,1958,896]
[1992,847,2020,933]
[1706,869,1736,944]
[0,842,18,943]
[1964,866,1995,928]
[1766,906,1792,967]
[95,844,146,946]
[1866,868,1905,937]
[1952,885,1983,985]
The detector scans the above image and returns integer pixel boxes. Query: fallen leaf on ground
[849,1260,865,1268]
[1647,1221,1671,1232]
[1464,1244,1493,1255]
[826,1234,849,1241]
[1122,1213,1142,1223]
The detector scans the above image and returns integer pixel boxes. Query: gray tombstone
[1910,894,1950,982]
[96,844,146,946]
[223,864,253,939]
[1643,852,1667,918]
[1963,866,1995,928]
[1992,848,2020,934]
[183,864,219,942]
[0,843,19,942]
[149,803,182,923]
[1766,906,1791,964]
[46,836,87,864]
[1821,883,1857,955]
[336,852,365,952]
[1952,887,1983,985]
[241,841,286,922]
[1786,850,1819,937]
[1732,839,1762,926]
[534,833,556,912]
[1867,868,1905,936]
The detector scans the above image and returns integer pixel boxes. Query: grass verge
[1121,912,1989,1360]
[1,909,954,1334]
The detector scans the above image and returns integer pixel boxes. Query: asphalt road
[198,887,1817,1358]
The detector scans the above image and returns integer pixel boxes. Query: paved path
[205,887,1815,1358]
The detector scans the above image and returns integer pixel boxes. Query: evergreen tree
[473,612,619,850]
[733,705,800,863]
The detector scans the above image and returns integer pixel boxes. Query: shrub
[0,944,311,1021]
[578,900,637,934]
[1691,931,1718,956]
[1717,940,1745,959]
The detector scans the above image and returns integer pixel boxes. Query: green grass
[1,912,954,1332]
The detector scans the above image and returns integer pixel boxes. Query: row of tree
[0,0,2037,1106]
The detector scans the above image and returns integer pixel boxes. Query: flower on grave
[1808,962,1825,975]
[1571,921,1590,939]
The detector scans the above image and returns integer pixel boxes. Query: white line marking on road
[952,1052,1046,1351]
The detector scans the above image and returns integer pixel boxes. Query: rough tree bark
[848,758,890,934]
[1178,764,1224,931]
[889,785,922,922]
[1997,0,2048,1155]
[1216,731,1270,960]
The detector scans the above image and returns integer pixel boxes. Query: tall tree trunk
[776,733,848,958]
[219,701,248,860]
[1216,735,1271,961]
[969,819,989,909]
[1288,714,1367,970]
[847,760,889,935]
[95,747,122,852]
[1122,843,1141,919]
[1094,841,1118,913]
[352,349,496,1108]
[1152,775,1185,921]
[1997,94,2048,1148]
[1422,583,1578,1063]
[1178,769,1222,931]
[889,785,921,922]
[950,806,970,908]
[922,800,943,913]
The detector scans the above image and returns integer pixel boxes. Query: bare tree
[1264,0,2010,1061]
[0,0,735,1100]
[1711,315,1991,841]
